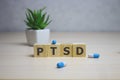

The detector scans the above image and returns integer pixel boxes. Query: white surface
[0,32,120,80]
[25,29,50,45]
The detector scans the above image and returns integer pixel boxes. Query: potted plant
[24,7,52,46]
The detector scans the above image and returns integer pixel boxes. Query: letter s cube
[61,44,73,57]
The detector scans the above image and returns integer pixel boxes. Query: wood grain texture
[34,44,47,57]
[0,32,120,80]
[46,44,61,57]
[73,43,86,57]
[60,43,73,57]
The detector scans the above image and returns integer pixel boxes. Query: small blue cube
[57,62,65,68]
[52,40,57,44]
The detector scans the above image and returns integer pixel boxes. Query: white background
[0,0,120,32]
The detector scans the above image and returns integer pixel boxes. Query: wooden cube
[34,44,47,57]
[60,44,73,57]
[46,44,60,57]
[73,43,86,57]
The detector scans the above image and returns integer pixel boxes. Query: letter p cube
[34,44,47,57]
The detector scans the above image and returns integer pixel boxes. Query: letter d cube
[73,43,86,57]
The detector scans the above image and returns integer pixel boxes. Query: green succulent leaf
[24,7,51,30]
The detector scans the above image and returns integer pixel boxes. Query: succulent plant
[24,7,52,30]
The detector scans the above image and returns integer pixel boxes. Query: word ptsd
[34,43,86,57]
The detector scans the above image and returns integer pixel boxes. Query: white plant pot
[25,29,50,46]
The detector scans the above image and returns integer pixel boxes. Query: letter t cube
[46,44,61,57]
